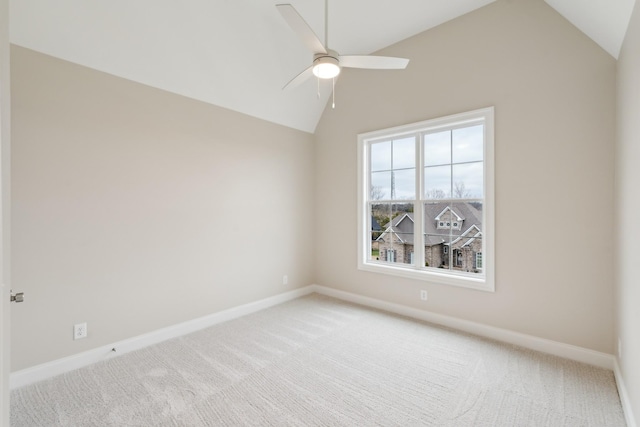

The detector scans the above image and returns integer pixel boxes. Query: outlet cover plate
[74,322,87,340]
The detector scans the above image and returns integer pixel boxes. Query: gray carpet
[11,293,626,426]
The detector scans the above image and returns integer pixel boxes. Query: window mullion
[449,130,454,270]
[414,134,424,269]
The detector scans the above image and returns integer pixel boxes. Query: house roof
[377,212,415,245]
[371,216,382,232]
[377,201,483,247]
[9,0,635,133]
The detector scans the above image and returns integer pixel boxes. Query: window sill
[358,261,494,292]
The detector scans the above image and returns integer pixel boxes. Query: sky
[370,124,484,200]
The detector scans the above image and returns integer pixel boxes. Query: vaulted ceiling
[10,0,636,133]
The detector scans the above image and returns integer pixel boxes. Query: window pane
[424,130,451,166]
[424,200,483,272]
[424,234,451,269]
[371,140,391,172]
[456,237,482,274]
[371,203,391,230]
[424,165,451,199]
[393,137,415,169]
[463,200,483,230]
[375,203,414,266]
[452,125,483,164]
[371,171,391,200]
[369,203,389,261]
[446,201,483,273]
[393,169,415,199]
[452,162,483,199]
[424,200,453,269]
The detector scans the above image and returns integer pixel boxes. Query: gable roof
[435,206,464,222]
[376,212,414,244]
[456,225,482,247]
[377,202,483,247]
[426,202,482,246]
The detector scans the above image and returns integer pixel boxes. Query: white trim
[360,262,490,291]
[435,206,464,222]
[310,285,615,370]
[614,358,638,427]
[358,107,495,292]
[10,286,315,389]
[12,282,624,416]
[394,212,412,225]
[375,213,413,243]
[379,229,407,244]
[451,224,481,246]
[461,231,482,248]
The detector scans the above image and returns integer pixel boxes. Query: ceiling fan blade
[339,55,410,70]
[282,65,314,90]
[276,4,327,54]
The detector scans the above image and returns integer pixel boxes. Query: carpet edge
[10,286,315,389]
[310,284,615,370]
[614,358,638,427]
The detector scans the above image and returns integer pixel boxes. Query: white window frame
[357,107,495,292]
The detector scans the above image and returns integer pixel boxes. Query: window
[475,252,483,270]
[454,249,463,267]
[386,249,396,263]
[358,107,494,291]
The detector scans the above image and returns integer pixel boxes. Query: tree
[454,181,472,198]
[370,186,385,201]
[425,188,446,199]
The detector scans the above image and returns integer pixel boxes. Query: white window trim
[357,107,495,292]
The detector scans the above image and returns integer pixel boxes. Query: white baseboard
[614,358,638,427]
[11,284,618,394]
[310,284,615,370]
[322,282,635,423]
[10,286,316,389]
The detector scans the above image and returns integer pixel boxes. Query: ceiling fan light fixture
[312,55,340,79]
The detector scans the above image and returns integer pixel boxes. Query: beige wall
[315,0,616,353]
[10,0,622,379]
[616,0,640,420]
[1,0,10,421]
[10,46,315,370]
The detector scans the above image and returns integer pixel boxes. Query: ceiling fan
[276,1,409,96]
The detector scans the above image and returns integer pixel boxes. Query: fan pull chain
[332,77,336,109]
[317,76,320,99]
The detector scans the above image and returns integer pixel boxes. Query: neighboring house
[376,202,483,273]
[371,216,382,251]
[371,216,382,233]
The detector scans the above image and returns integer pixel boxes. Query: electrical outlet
[74,322,87,340]
[420,290,428,301]
[283,275,288,285]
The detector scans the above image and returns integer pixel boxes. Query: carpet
[10,293,626,426]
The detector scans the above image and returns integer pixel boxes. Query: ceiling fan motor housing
[312,50,340,78]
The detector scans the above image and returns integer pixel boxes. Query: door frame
[1,0,11,422]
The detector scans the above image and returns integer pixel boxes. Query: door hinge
[10,291,24,303]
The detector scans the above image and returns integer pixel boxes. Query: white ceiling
[9,0,636,133]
